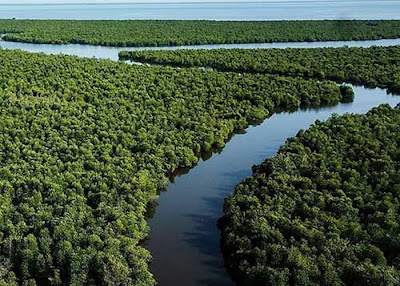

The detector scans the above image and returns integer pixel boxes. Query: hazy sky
[1,0,272,3]
[0,0,373,4]
[0,0,320,3]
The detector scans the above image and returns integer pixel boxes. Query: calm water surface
[2,38,400,61]
[0,1,399,20]
[147,85,400,286]
[2,37,400,285]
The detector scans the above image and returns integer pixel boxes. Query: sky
[0,0,376,4]
[0,0,334,4]
[1,0,273,3]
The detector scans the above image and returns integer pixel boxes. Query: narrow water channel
[1,38,400,60]
[147,86,400,286]
[1,38,399,285]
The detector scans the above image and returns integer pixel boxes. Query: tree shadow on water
[182,170,252,286]
[183,213,234,286]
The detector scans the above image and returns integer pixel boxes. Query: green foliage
[339,85,355,103]
[120,45,400,92]
[1,20,400,47]
[0,49,344,285]
[219,104,400,286]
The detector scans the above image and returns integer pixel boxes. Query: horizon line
[0,0,391,5]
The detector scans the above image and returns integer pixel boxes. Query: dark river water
[147,85,400,286]
[1,38,399,285]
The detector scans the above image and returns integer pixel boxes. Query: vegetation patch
[0,49,346,285]
[219,104,400,286]
[1,20,400,47]
[119,45,400,93]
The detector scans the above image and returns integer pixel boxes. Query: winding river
[2,38,400,61]
[1,38,399,286]
[147,85,400,286]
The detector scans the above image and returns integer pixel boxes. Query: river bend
[1,38,399,286]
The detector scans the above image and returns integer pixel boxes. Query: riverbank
[147,85,400,285]
[0,36,399,285]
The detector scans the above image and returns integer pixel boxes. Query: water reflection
[147,86,400,285]
[2,37,399,285]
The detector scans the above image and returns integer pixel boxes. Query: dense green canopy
[120,45,400,92]
[1,20,399,285]
[0,48,346,285]
[1,20,400,47]
[219,104,400,286]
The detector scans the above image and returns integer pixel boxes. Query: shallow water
[0,1,399,20]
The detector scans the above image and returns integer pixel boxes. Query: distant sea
[0,1,399,20]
